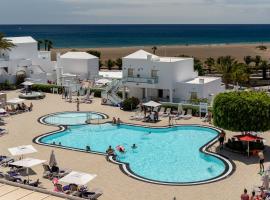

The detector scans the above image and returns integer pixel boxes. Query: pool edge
[33,112,235,186]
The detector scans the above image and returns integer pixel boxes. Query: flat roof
[4,36,37,44]
[184,76,221,84]
[60,52,98,59]
[99,71,122,79]
[124,49,191,62]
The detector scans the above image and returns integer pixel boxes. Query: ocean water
[1,24,270,48]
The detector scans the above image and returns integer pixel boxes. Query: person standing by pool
[76,98,80,111]
[258,151,265,173]
[219,130,226,149]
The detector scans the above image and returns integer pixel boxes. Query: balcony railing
[123,76,158,84]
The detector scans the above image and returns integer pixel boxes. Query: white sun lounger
[162,108,171,117]
[181,109,192,120]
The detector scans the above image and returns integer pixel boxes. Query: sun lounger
[158,107,165,115]
[0,128,8,136]
[0,156,14,166]
[130,112,144,121]
[43,164,71,179]
[162,108,171,117]
[75,188,103,200]
[4,171,23,183]
[181,109,192,120]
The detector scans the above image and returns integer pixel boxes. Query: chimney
[147,55,152,61]
[56,52,61,61]
[199,78,204,84]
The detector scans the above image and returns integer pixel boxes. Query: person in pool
[106,145,116,160]
[131,144,137,149]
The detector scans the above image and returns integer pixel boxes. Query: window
[128,68,134,77]
[151,70,158,78]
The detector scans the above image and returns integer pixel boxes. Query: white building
[0,36,56,84]
[58,52,99,80]
[122,50,224,103]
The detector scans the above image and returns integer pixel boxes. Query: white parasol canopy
[8,145,37,156]
[0,108,6,113]
[10,158,46,168]
[143,101,161,108]
[21,81,34,86]
[59,171,97,185]
[6,98,24,105]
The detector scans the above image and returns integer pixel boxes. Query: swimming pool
[36,113,233,185]
[40,112,107,125]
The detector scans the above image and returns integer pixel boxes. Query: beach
[51,43,270,62]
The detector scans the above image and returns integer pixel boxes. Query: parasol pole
[248,141,250,157]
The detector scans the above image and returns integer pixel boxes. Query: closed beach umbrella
[59,171,97,185]
[49,150,57,167]
[8,145,37,157]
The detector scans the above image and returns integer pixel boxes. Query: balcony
[123,76,158,84]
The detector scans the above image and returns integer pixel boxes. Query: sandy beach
[51,43,270,62]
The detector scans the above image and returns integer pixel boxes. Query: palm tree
[216,56,237,89]
[204,57,215,74]
[231,63,250,86]
[260,60,269,80]
[0,32,15,51]
[253,55,262,67]
[37,40,43,51]
[194,58,205,76]
[47,40,53,51]
[243,56,252,66]
[152,46,157,55]
[44,39,49,51]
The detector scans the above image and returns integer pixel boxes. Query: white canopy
[6,98,24,105]
[95,79,111,85]
[21,81,34,86]
[10,158,46,168]
[8,145,37,156]
[0,108,6,113]
[59,171,97,185]
[143,101,161,108]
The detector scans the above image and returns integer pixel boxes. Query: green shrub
[213,91,270,132]
[90,89,104,98]
[32,84,63,93]
[0,80,16,90]
[122,97,140,111]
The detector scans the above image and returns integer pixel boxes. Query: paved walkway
[0,183,64,200]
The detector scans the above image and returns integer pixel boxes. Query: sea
[0,24,270,48]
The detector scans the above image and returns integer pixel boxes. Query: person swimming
[131,144,137,149]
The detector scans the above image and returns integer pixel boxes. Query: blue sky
[0,0,270,24]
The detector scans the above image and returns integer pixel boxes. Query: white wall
[8,42,38,60]
[59,58,99,80]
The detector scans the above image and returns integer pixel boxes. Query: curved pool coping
[34,112,235,186]
[38,111,109,126]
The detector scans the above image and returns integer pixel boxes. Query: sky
[0,0,270,24]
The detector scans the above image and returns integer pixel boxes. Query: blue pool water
[39,122,227,184]
[42,112,105,125]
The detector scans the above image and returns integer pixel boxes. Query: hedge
[213,91,270,132]
[122,97,140,111]
[32,84,63,93]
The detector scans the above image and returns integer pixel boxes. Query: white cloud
[0,0,269,24]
